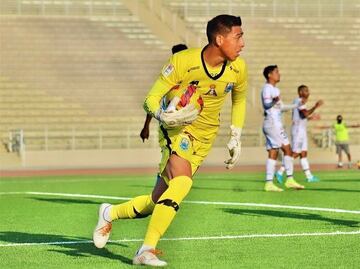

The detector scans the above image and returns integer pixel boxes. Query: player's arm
[143,57,178,117]
[144,114,152,125]
[299,100,323,119]
[307,113,321,121]
[230,66,248,129]
[143,55,198,128]
[140,114,152,142]
[280,101,298,112]
[279,97,306,112]
[262,90,279,110]
[225,63,248,169]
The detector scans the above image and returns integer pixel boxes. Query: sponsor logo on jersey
[187,66,200,72]
[180,137,190,151]
[230,66,239,73]
[162,64,174,77]
[225,82,234,93]
[205,84,217,96]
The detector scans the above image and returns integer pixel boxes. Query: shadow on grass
[130,184,260,193]
[305,188,360,193]
[221,208,360,227]
[30,197,100,205]
[322,179,360,183]
[0,232,132,265]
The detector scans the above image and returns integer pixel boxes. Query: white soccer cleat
[133,249,167,267]
[93,203,112,248]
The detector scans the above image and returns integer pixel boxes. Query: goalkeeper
[93,14,248,267]
[140,43,188,142]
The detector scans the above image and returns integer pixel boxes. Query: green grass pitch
[0,170,359,268]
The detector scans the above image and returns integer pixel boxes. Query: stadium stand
[0,0,359,161]
[163,0,360,145]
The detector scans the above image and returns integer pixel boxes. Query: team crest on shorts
[225,83,234,93]
[180,137,190,151]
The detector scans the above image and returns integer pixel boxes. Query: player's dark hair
[263,65,278,80]
[172,44,188,54]
[206,15,242,44]
[337,114,343,123]
[298,84,308,93]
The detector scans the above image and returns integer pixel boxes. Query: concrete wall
[10,145,359,169]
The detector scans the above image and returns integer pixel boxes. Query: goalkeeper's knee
[157,175,193,208]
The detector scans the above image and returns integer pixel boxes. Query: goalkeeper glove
[224,125,242,169]
[155,103,198,128]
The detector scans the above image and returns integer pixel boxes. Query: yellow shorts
[158,126,213,177]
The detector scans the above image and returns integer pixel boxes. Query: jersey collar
[201,45,227,80]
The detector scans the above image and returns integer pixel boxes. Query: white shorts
[291,126,307,153]
[263,120,289,150]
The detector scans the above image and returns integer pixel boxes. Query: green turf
[0,170,359,268]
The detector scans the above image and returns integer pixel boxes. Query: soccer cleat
[285,178,305,190]
[93,203,112,248]
[133,249,167,267]
[275,171,284,184]
[307,175,320,183]
[264,181,283,192]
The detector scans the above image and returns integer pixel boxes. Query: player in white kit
[261,65,305,192]
[276,85,323,183]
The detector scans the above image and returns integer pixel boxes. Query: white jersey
[261,83,282,124]
[292,97,307,130]
[291,97,308,153]
[261,83,290,149]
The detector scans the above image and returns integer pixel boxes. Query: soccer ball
[163,83,204,114]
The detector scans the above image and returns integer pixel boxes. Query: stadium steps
[0,152,21,167]
[0,2,359,150]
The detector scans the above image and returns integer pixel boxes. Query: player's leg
[277,125,298,183]
[93,128,172,249]
[300,151,319,182]
[287,127,302,179]
[133,133,195,266]
[265,149,284,191]
[272,126,304,190]
[295,132,318,182]
[275,151,285,184]
[263,125,283,191]
[110,174,167,220]
[263,123,283,192]
[344,144,352,168]
[93,174,166,249]
[282,144,304,190]
[276,152,300,184]
[336,144,343,168]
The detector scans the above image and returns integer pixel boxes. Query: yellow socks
[110,194,155,220]
[143,176,193,247]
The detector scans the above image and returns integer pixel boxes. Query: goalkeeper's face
[219,26,244,61]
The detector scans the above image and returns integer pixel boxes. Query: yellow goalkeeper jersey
[144,47,248,143]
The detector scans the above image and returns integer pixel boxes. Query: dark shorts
[336,143,350,155]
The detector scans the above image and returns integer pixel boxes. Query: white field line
[1,230,359,248]
[1,191,360,215]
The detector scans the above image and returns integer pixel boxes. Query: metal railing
[312,127,360,148]
[4,126,266,152]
